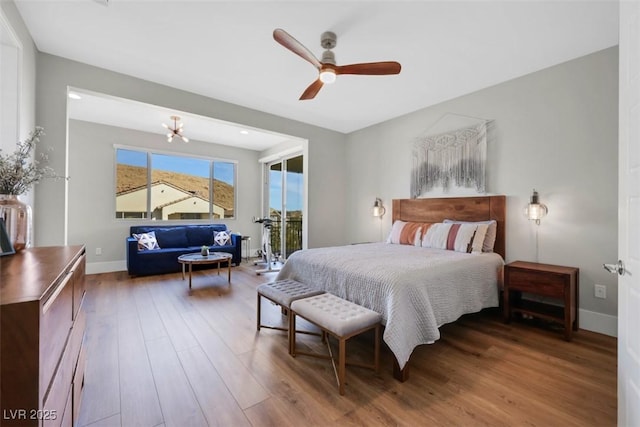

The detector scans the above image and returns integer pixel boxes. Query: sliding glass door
[267,154,303,259]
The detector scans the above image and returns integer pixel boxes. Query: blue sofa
[126,224,241,276]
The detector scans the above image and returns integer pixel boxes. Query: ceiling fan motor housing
[321,31,337,50]
[321,50,336,65]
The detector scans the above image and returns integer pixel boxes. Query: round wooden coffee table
[178,252,233,289]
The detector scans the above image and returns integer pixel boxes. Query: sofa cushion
[153,227,189,248]
[186,226,215,247]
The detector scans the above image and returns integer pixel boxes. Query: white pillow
[421,223,452,249]
[451,223,478,253]
[132,231,161,251]
[470,224,489,253]
[214,230,231,246]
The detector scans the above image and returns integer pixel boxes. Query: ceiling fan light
[319,69,336,84]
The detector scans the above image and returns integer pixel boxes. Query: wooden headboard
[392,195,506,259]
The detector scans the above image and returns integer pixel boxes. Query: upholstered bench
[290,293,382,395]
[256,279,325,353]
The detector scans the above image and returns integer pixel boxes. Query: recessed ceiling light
[240,130,249,135]
[68,93,82,100]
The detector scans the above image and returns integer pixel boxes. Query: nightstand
[503,261,579,341]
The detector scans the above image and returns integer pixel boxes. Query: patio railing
[269,218,302,258]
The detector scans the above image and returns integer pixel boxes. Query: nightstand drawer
[506,269,565,297]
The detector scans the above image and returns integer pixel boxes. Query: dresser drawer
[43,336,74,427]
[69,298,86,367]
[71,254,86,320]
[73,343,87,423]
[40,271,74,396]
[506,268,566,298]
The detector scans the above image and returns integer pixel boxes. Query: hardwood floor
[78,262,616,427]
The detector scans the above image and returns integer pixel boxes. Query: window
[115,148,236,220]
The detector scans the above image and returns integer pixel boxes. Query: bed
[275,195,506,381]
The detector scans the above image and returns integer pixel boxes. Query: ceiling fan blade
[299,79,324,100]
[336,61,401,76]
[273,28,322,70]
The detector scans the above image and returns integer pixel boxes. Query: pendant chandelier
[162,115,189,143]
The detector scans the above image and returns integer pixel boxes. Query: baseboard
[87,260,127,275]
[579,308,617,337]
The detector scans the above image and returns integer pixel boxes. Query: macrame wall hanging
[411,115,489,198]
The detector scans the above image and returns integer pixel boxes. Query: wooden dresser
[1,246,87,426]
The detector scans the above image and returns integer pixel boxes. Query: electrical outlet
[595,284,606,299]
[95,247,102,256]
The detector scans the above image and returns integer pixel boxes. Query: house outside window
[115,148,236,220]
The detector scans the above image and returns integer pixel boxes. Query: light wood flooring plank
[82,413,121,427]
[148,281,199,352]
[132,281,167,342]
[117,314,164,427]
[78,314,120,427]
[177,345,251,427]
[179,308,270,410]
[145,336,208,427]
[242,397,301,427]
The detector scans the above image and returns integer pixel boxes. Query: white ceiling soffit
[17,1,619,134]
[67,90,296,151]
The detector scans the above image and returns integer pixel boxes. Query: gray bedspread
[275,242,504,369]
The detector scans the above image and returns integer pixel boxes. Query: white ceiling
[15,0,619,145]
[67,89,297,150]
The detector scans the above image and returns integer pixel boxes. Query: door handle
[603,260,625,276]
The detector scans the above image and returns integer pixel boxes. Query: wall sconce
[372,198,386,218]
[524,189,548,225]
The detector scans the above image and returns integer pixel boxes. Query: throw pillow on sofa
[214,230,231,246]
[133,231,161,251]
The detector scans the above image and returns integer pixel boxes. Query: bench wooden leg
[338,337,346,396]
[289,311,296,356]
[256,293,261,331]
[374,324,380,374]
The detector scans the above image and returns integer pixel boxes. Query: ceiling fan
[273,28,401,100]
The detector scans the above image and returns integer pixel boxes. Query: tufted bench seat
[290,293,382,395]
[256,279,325,353]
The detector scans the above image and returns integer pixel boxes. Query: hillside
[117,164,234,210]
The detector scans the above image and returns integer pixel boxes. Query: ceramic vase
[0,195,32,252]
[201,247,209,256]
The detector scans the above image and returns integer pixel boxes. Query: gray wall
[346,48,619,327]
[35,53,348,255]
[68,119,264,268]
[1,1,37,205]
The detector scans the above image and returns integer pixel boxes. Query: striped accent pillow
[387,221,432,246]
[470,224,489,253]
[443,219,497,252]
[421,223,452,249]
[422,223,478,253]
